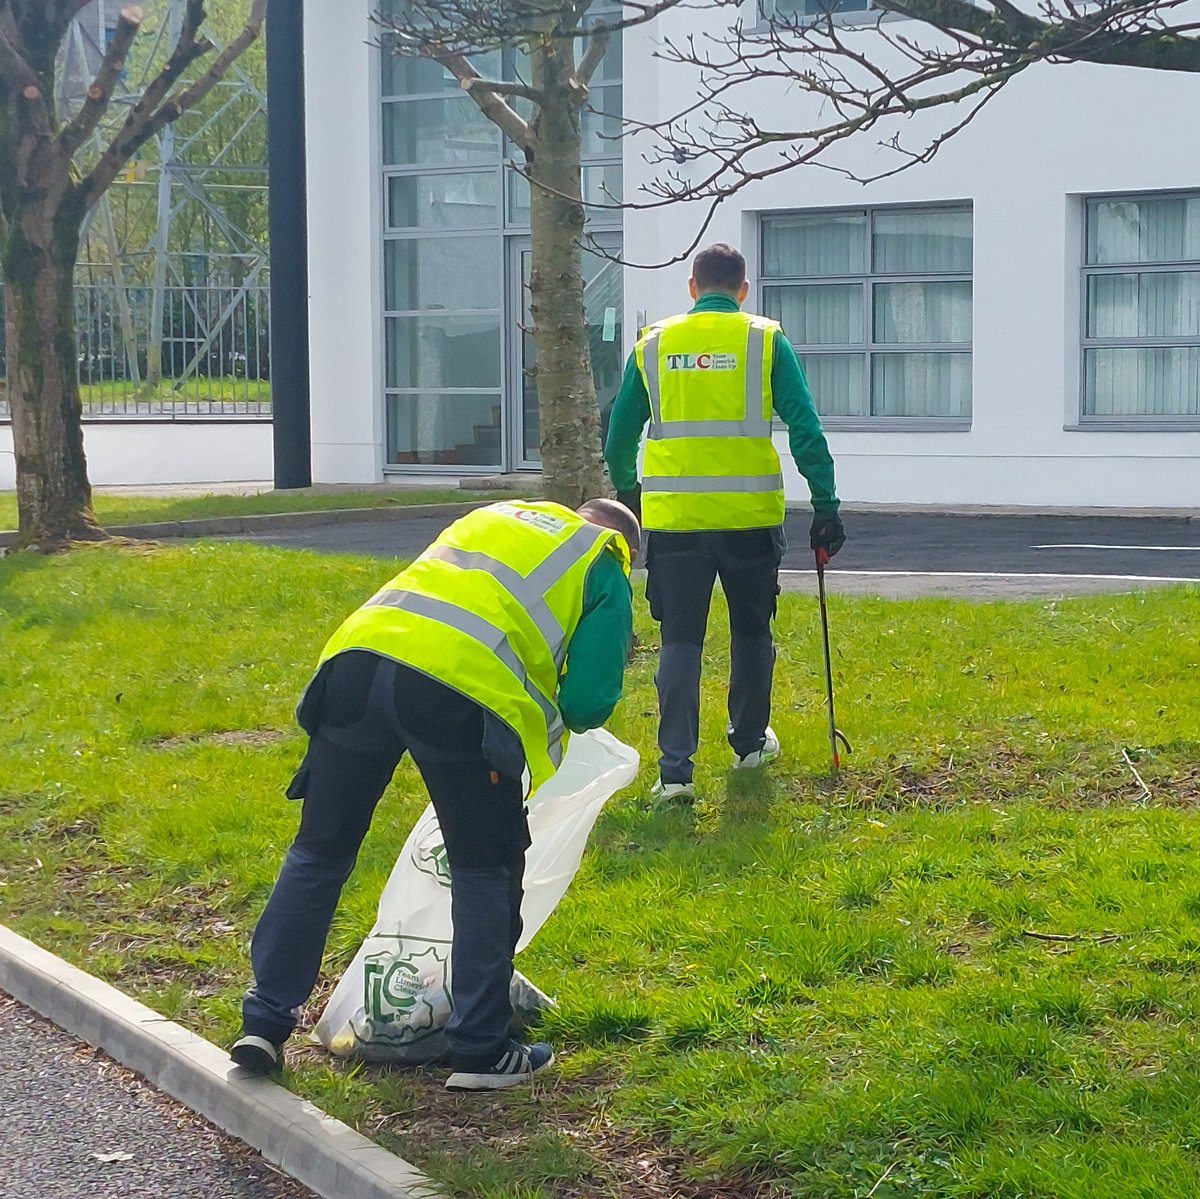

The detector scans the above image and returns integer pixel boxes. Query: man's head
[688,242,749,305]
[577,497,641,566]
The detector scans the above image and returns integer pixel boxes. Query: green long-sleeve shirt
[604,293,839,513]
[558,547,632,732]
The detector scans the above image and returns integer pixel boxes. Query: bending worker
[232,498,640,1090]
[605,242,843,803]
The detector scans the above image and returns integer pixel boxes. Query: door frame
[505,231,624,473]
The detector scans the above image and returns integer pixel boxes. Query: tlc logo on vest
[665,353,738,371]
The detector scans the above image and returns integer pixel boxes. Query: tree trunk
[527,48,608,507]
[6,206,104,551]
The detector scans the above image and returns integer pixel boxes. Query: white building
[6,1,1197,507]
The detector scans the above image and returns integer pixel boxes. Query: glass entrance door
[510,234,624,470]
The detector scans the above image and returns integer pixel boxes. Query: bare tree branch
[0,11,39,96]
[444,53,536,148]
[577,21,611,84]
[59,4,144,157]
[82,0,267,205]
[609,0,1198,254]
[464,75,545,101]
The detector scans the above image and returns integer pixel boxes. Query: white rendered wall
[622,7,1200,509]
[0,422,272,490]
[303,0,385,484]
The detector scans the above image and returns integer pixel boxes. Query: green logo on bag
[413,840,451,886]
[364,945,450,1031]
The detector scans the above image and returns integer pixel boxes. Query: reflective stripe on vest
[640,472,785,494]
[315,501,624,791]
[376,515,612,670]
[363,588,566,762]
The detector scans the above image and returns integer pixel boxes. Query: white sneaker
[650,778,695,805]
[732,727,780,770]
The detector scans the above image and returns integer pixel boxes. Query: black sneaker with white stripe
[445,1040,555,1091]
[229,1034,284,1076]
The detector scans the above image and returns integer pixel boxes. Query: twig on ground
[1022,928,1160,945]
[1122,748,1153,803]
[867,1160,899,1197]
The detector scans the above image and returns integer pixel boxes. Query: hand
[810,511,845,563]
[616,485,642,525]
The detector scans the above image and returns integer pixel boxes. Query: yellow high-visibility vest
[316,501,631,791]
[634,309,784,531]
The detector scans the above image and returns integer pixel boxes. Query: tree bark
[6,203,104,550]
[526,44,607,507]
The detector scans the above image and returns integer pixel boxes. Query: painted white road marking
[1030,544,1200,552]
[780,569,1200,583]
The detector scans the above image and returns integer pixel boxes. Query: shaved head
[577,497,641,563]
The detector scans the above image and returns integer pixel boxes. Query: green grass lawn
[1,542,1199,1198]
[77,379,273,408]
[0,488,510,533]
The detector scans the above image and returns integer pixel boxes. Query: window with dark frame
[378,3,623,468]
[760,206,973,422]
[1082,193,1200,423]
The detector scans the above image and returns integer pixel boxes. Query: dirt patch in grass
[376,1073,787,1199]
[153,729,287,749]
[830,746,1200,812]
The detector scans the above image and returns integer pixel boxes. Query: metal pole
[266,0,312,489]
[816,550,851,773]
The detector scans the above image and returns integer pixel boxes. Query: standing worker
[605,243,844,803]
[231,498,640,1090]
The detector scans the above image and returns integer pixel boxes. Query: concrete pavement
[0,994,315,1199]
[232,509,1200,599]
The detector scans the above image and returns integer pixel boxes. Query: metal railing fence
[0,277,272,420]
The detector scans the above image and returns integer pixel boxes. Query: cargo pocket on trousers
[285,755,311,800]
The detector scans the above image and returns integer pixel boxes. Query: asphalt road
[233,510,1200,599]
[0,994,314,1199]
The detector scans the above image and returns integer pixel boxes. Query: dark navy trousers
[242,651,530,1070]
[645,527,784,784]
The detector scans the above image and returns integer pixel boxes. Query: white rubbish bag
[314,728,639,1063]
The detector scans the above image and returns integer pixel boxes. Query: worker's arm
[558,550,633,732]
[603,352,651,493]
[771,336,839,514]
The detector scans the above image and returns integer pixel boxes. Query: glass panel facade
[872,210,972,274]
[1083,193,1200,420]
[386,315,502,390]
[799,353,867,417]
[380,6,624,469]
[1085,348,1200,417]
[763,283,864,345]
[762,213,866,277]
[384,238,502,312]
[872,352,972,418]
[386,172,500,230]
[762,206,973,420]
[387,393,503,466]
[1087,196,1200,266]
[382,98,500,166]
[874,281,972,344]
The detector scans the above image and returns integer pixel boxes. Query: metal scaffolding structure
[58,0,270,417]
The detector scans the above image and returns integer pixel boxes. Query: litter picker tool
[815,549,852,773]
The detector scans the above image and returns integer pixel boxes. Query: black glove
[616,485,642,525]
[810,511,845,562]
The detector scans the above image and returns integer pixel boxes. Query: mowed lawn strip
[1,542,1198,1199]
[0,487,519,532]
